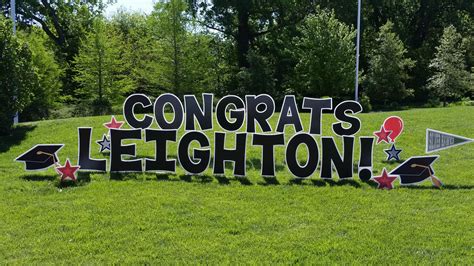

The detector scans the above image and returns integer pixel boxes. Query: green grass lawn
[1,106,473,263]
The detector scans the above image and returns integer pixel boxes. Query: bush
[446,97,473,107]
[360,95,372,113]
[73,17,134,114]
[49,104,76,120]
[424,98,442,108]
[20,29,62,121]
[291,9,355,98]
[0,18,36,135]
[91,98,112,116]
[365,21,415,106]
[427,26,470,104]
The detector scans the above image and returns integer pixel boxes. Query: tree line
[0,0,473,134]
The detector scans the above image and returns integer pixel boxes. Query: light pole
[10,0,15,34]
[11,0,19,125]
[354,0,361,102]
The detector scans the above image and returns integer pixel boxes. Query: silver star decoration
[96,134,111,153]
[384,144,402,161]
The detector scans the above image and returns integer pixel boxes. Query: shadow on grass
[0,125,36,153]
[401,184,474,190]
[311,179,327,187]
[364,180,380,188]
[236,176,253,186]
[56,172,92,188]
[152,173,248,185]
[381,159,406,165]
[58,179,78,188]
[194,175,214,183]
[20,171,93,189]
[325,179,362,188]
[258,176,280,186]
[109,172,144,181]
[21,174,56,181]
[151,173,472,190]
[215,175,230,185]
[20,171,92,186]
[156,174,171,181]
[25,171,471,191]
[289,178,363,188]
[247,158,285,172]
[289,178,305,185]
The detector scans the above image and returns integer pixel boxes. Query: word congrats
[77,93,375,180]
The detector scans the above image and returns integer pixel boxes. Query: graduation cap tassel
[411,164,443,188]
[430,176,443,189]
[36,151,63,177]
[36,151,61,168]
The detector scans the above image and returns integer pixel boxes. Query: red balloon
[383,116,404,142]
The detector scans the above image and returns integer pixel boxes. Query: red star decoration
[373,168,397,190]
[373,126,392,144]
[56,159,80,182]
[104,116,124,129]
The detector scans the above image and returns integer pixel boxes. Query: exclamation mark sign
[358,137,374,181]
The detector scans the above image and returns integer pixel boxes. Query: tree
[187,0,316,97]
[110,11,153,94]
[182,33,219,94]
[73,17,134,114]
[0,17,36,134]
[1,0,106,97]
[146,0,217,96]
[150,0,188,96]
[290,10,355,99]
[2,0,103,49]
[188,0,315,69]
[427,26,470,103]
[365,21,415,106]
[21,28,62,121]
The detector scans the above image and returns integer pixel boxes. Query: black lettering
[252,134,285,176]
[213,132,247,176]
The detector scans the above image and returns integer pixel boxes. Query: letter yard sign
[17,93,458,190]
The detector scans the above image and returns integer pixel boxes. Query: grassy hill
[1,106,473,263]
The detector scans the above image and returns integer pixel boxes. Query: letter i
[358,137,374,181]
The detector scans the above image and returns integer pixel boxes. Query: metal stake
[354,0,361,102]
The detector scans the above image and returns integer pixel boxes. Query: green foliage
[110,11,159,95]
[149,0,188,95]
[290,10,355,99]
[183,33,218,94]
[427,26,470,103]
[365,21,415,105]
[359,95,372,113]
[231,49,275,96]
[187,0,317,96]
[20,29,62,121]
[356,1,473,103]
[73,17,134,114]
[110,1,217,97]
[0,0,473,119]
[146,0,216,96]
[1,1,106,96]
[0,17,35,135]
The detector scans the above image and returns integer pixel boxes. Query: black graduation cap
[390,156,442,186]
[15,144,64,171]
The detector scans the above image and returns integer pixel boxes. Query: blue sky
[105,0,156,16]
